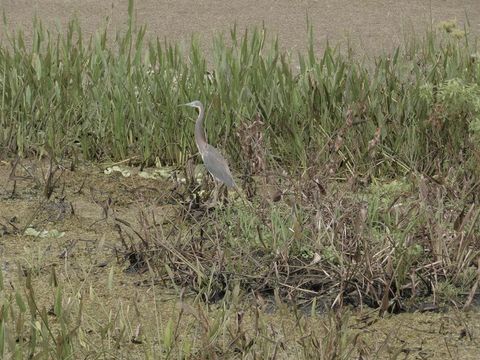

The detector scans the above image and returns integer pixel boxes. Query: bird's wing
[202,145,236,188]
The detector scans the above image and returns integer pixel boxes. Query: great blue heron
[182,100,236,189]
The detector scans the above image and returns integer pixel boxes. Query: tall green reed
[0,6,478,175]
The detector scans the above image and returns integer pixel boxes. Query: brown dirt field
[1,0,479,57]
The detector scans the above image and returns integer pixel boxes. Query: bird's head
[180,100,203,112]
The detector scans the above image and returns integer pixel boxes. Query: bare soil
[1,0,479,58]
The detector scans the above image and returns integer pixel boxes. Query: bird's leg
[219,184,230,205]
[212,182,229,207]
[212,181,219,206]
[205,179,219,209]
[221,184,228,204]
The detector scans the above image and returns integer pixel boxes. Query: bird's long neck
[194,103,208,152]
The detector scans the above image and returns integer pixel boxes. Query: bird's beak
[180,101,196,108]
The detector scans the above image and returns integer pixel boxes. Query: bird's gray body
[201,144,235,188]
[183,100,236,188]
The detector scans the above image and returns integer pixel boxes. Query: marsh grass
[0,265,361,359]
[0,3,479,178]
[119,170,479,313]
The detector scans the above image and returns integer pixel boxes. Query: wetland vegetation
[0,2,480,359]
